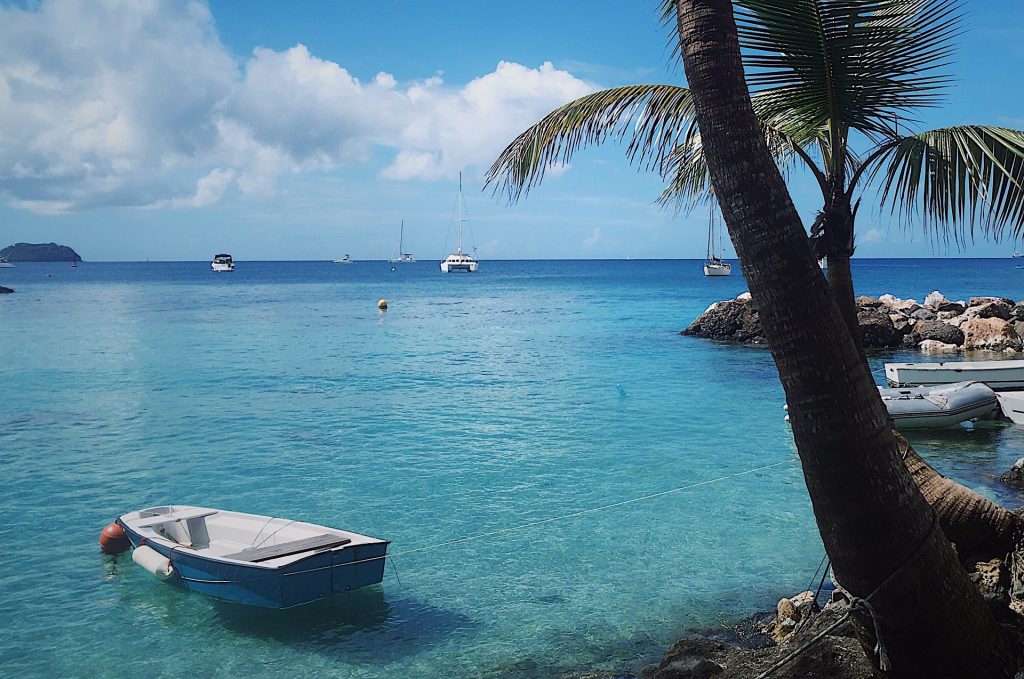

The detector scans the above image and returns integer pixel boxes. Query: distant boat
[441,173,479,273]
[333,254,353,264]
[885,360,1024,390]
[71,258,78,268]
[1014,251,1024,259]
[116,505,389,609]
[703,209,732,276]
[0,256,13,268]
[389,220,415,263]
[211,254,234,272]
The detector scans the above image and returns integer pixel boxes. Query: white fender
[132,545,174,580]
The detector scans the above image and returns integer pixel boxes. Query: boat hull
[879,381,997,429]
[703,263,731,276]
[997,392,1024,424]
[885,360,1024,390]
[441,260,478,273]
[117,508,388,609]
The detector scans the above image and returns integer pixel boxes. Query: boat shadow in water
[211,587,475,660]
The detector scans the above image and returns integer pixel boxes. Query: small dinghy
[116,506,389,608]
[996,392,1024,424]
[879,381,997,430]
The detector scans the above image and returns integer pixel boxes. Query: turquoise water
[2,259,1023,677]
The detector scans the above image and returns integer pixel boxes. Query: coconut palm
[487,0,1024,353]
[670,0,1013,673]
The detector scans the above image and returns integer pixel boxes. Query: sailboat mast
[706,209,713,260]
[457,172,465,254]
[400,219,404,252]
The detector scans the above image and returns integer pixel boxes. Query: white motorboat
[333,254,353,264]
[115,505,389,608]
[878,381,998,429]
[996,392,1024,424]
[389,221,415,263]
[703,208,732,276]
[885,360,1024,390]
[441,173,478,273]
[211,254,234,272]
[0,256,13,268]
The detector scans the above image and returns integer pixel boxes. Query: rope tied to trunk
[757,507,940,678]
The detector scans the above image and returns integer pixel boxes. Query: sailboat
[389,220,416,263]
[703,208,732,276]
[440,173,479,273]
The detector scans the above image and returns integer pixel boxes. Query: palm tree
[669,0,1013,673]
[489,0,1018,673]
[487,0,1024,354]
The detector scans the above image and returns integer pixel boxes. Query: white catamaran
[441,173,479,273]
[390,220,415,263]
[703,209,732,276]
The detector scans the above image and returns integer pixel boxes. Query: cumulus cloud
[0,0,594,213]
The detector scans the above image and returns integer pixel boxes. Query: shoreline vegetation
[684,290,1024,354]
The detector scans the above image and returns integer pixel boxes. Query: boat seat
[222,534,352,563]
[135,509,218,527]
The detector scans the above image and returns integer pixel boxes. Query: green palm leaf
[874,126,1024,244]
[735,0,963,140]
[486,84,696,202]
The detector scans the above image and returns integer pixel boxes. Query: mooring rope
[388,458,794,559]
[755,508,940,678]
[169,457,796,585]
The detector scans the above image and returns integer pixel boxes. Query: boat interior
[122,506,383,567]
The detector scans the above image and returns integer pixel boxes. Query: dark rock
[973,301,1013,321]
[1013,303,1024,322]
[0,286,12,294]
[855,295,884,309]
[682,300,764,344]
[970,296,1015,308]
[857,308,901,348]
[651,658,723,679]
[913,319,965,346]
[901,333,920,348]
[935,300,967,314]
[1001,458,1024,490]
[910,307,937,321]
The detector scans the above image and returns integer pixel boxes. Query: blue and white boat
[117,505,389,609]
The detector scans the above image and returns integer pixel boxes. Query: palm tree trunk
[897,433,1020,556]
[826,252,867,366]
[674,1,1014,675]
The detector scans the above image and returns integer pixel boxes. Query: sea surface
[2,258,1024,678]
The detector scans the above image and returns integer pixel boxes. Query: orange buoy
[99,522,130,554]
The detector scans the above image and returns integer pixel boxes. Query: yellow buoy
[377,299,388,310]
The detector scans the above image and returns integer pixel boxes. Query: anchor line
[167,458,795,585]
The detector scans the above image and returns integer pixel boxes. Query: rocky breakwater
[683,291,1024,353]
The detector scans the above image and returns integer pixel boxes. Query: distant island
[0,242,81,262]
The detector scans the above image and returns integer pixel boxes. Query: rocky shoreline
[683,291,1024,354]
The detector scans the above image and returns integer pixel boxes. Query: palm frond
[735,0,963,139]
[486,84,695,203]
[873,126,1024,245]
[658,111,822,208]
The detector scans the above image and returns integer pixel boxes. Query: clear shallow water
[1,258,1023,678]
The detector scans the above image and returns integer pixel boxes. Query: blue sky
[1,0,1023,261]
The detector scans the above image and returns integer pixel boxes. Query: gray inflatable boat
[878,381,998,430]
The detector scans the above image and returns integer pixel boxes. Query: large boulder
[920,340,961,354]
[856,295,885,309]
[911,307,937,321]
[961,317,1023,353]
[857,308,902,348]
[0,286,12,294]
[913,319,965,346]
[973,301,1013,321]
[682,299,764,344]
[1013,303,1024,322]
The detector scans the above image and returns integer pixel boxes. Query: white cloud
[0,1,594,214]
[584,227,604,249]
[861,228,885,244]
